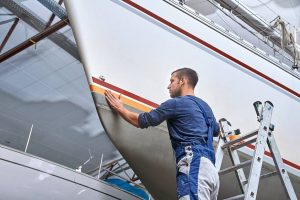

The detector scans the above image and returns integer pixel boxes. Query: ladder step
[219,160,252,175]
[231,138,257,151]
[223,194,245,200]
[260,171,278,179]
[241,171,278,185]
[222,130,258,149]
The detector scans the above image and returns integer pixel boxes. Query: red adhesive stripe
[247,144,300,170]
[122,0,300,99]
[92,77,159,108]
[92,76,300,170]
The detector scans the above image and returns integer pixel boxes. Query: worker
[105,68,220,200]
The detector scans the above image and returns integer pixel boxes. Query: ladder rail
[244,102,273,199]
[216,101,297,200]
[267,132,298,200]
[227,149,248,192]
[217,120,248,193]
[215,135,225,171]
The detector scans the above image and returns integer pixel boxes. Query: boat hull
[93,93,177,199]
[93,93,300,199]
[65,0,300,199]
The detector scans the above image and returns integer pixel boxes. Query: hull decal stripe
[91,78,300,171]
[90,83,153,112]
[92,77,159,108]
[247,144,300,170]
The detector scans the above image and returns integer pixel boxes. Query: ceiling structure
[0,0,299,173]
[0,0,120,173]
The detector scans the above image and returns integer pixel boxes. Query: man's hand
[105,90,124,113]
[104,90,140,128]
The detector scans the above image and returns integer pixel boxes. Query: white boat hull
[65,0,300,199]
[93,94,300,199]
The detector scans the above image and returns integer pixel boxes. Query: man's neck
[180,88,195,96]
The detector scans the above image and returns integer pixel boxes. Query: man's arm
[105,90,140,128]
[213,118,220,137]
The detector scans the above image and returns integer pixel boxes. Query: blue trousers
[174,143,219,200]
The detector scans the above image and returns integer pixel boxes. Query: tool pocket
[176,145,193,174]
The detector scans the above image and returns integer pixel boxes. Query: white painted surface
[0,145,141,200]
[65,0,300,167]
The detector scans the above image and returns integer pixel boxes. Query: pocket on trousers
[177,157,190,175]
[177,146,193,175]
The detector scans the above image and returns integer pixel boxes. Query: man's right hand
[104,90,124,114]
[104,90,140,128]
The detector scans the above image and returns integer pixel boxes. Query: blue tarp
[105,178,149,200]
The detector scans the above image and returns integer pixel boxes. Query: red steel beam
[0,17,19,53]
[0,18,69,63]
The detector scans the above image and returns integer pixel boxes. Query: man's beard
[170,88,181,98]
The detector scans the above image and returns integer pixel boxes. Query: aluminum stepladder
[215,101,297,200]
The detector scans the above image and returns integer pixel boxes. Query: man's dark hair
[172,68,198,88]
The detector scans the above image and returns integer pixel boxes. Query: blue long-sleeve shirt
[138,95,219,144]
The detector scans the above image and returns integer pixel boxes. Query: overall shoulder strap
[191,97,212,127]
[190,97,216,164]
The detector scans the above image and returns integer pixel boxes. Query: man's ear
[179,79,183,85]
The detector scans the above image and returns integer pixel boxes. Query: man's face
[167,73,182,98]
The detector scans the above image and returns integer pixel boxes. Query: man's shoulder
[180,95,207,104]
[160,98,177,108]
[159,97,187,109]
[160,96,210,109]
[192,96,209,106]
[184,96,213,111]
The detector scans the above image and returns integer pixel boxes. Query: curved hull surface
[65,0,300,199]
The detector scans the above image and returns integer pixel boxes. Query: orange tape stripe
[90,85,152,112]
